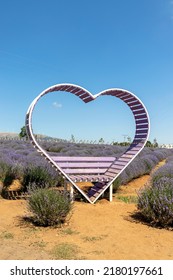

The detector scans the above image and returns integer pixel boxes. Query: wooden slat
[108,167,122,173]
[119,94,131,100]
[128,100,140,107]
[134,133,148,138]
[130,104,143,110]
[74,89,86,96]
[63,168,107,174]
[136,129,148,134]
[82,96,93,103]
[113,161,127,166]
[133,109,146,115]
[57,162,112,168]
[104,172,116,178]
[136,124,149,129]
[136,119,148,124]
[79,93,89,99]
[70,87,82,94]
[125,97,137,103]
[51,156,115,162]
[121,154,133,159]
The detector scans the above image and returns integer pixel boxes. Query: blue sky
[0,0,173,144]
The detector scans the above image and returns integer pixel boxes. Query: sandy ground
[0,161,173,260]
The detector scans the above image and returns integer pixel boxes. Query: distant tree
[153,138,159,148]
[19,126,28,140]
[70,134,75,143]
[98,137,104,144]
[127,136,132,143]
[145,140,152,147]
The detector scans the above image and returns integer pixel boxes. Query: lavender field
[0,138,173,194]
[138,153,173,226]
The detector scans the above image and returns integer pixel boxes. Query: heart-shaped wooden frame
[26,84,150,204]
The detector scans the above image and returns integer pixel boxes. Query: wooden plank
[121,154,133,159]
[64,85,76,92]
[119,94,131,100]
[113,161,127,166]
[136,124,148,129]
[74,89,86,96]
[60,85,72,91]
[104,172,116,178]
[134,133,148,138]
[51,156,115,162]
[136,129,148,134]
[136,119,148,124]
[111,163,126,168]
[109,90,125,97]
[125,97,137,103]
[83,96,93,103]
[70,87,82,94]
[79,93,89,99]
[63,168,107,174]
[130,104,143,110]
[128,100,140,107]
[108,168,122,173]
[133,109,146,115]
[57,162,112,168]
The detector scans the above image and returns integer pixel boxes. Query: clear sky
[0,0,173,144]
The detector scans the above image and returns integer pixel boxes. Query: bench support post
[70,185,74,202]
[109,184,113,202]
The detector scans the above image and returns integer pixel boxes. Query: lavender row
[137,151,173,227]
[0,139,173,191]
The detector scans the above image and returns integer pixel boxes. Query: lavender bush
[27,187,72,226]
[137,160,173,227]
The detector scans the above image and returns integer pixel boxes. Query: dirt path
[0,160,173,260]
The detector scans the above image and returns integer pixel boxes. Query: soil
[0,160,173,260]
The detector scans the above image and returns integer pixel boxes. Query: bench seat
[51,156,116,182]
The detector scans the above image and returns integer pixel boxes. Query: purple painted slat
[136,124,149,129]
[133,109,146,115]
[121,154,133,159]
[57,162,112,168]
[125,97,137,103]
[108,166,122,172]
[114,161,127,166]
[122,97,136,103]
[118,157,130,161]
[74,89,86,96]
[131,104,143,110]
[126,150,138,155]
[70,87,82,94]
[104,172,116,178]
[106,91,127,98]
[63,168,107,174]
[51,156,115,162]
[136,129,148,134]
[110,164,123,170]
[135,132,148,137]
[135,114,147,119]
[134,136,147,141]
[128,100,140,107]
[63,85,76,92]
[83,96,93,103]
[118,94,132,101]
[135,132,147,138]
[107,90,125,97]
[60,85,72,91]
[136,119,148,124]
[79,93,89,99]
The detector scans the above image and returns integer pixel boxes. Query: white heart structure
[25,84,150,204]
